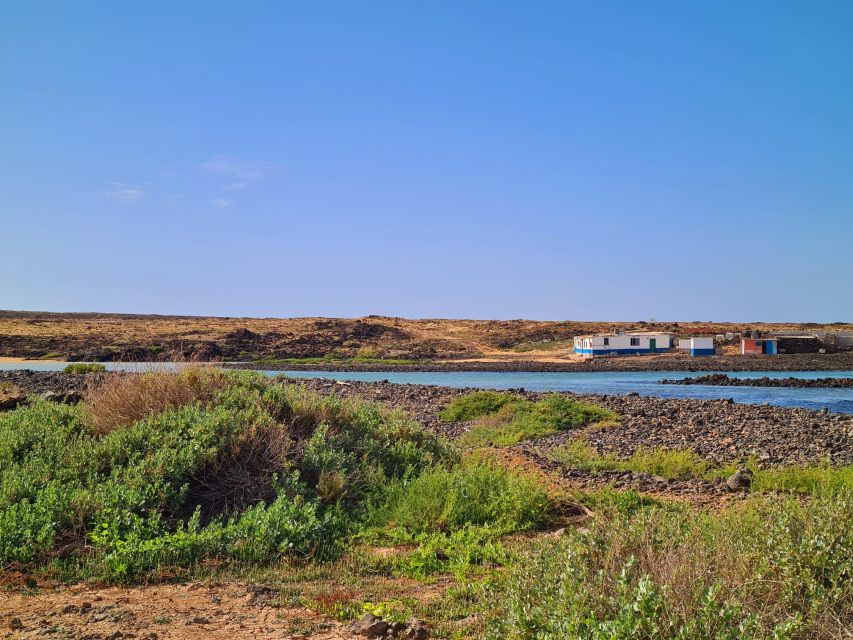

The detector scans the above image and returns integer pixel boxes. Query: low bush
[0,372,452,581]
[549,441,853,495]
[63,362,107,374]
[487,493,853,639]
[439,391,526,423]
[393,526,514,579]
[551,440,709,479]
[372,457,551,536]
[748,462,853,496]
[447,392,618,447]
[84,366,229,434]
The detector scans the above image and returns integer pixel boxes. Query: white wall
[690,337,714,349]
[576,334,672,351]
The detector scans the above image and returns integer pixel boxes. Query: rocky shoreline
[3,371,851,470]
[226,351,853,373]
[3,370,851,507]
[0,370,93,408]
[661,373,853,388]
[273,377,853,468]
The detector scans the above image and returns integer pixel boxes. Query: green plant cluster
[63,362,107,374]
[0,372,451,581]
[550,440,853,496]
[374,457,550,536]
[441,391,618,447]
[487,494,853,639]
[356,455,553,580]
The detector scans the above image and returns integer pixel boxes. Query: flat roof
[575,331,672,339]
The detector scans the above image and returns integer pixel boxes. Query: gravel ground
[660,373,853,387]
[278,378,853,467]
[278,378,853,505]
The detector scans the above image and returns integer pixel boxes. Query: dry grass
[184,423,292,522]
[85,365,229,434]
[3,309,848,362]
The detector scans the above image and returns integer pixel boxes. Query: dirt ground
[0,581,350,639]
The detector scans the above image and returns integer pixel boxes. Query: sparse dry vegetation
[84,365,228,434]
[2,310,849,363]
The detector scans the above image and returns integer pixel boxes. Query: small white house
[676,337,715,356]
[573,332,672,356]
[687,337,714,356]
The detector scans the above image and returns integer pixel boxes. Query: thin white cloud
[101,182,144,201]
[200,155,276,180]
[211,198,233,208]
[226,181,248,190]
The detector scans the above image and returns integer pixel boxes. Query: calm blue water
[270,370,853,414]
[1,362,851,414]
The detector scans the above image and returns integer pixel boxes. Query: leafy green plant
[393,526,514,579]
[446,392,618,447]
[0,372,453,581]
[549,441,853,496]
[440,391,527,422]
[63,363,107,374]
[487,494,852,639]
[371,457,551,536]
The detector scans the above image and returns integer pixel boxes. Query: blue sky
[2,1,851,321]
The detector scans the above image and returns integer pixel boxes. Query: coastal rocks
[351,613,388,637]
[726,467,754,492]
[661,374,853,388]
[0,383,26,409]
[0,370,92,410]
[0,370,91,395]
[351,613,429,639]
[276,377,853,468]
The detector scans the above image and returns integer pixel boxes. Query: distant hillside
[0,310,848,363]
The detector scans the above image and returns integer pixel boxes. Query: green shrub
[450,392,618,447]
[551,441,708,479]
[511,339,571,353]
[487,493,853,639]
[751,463,853,496]
[0,372,453,581]
[440,391,527,422]
[63,362,106,374]
[393,526,514,579]
[372,457,550,536]
[549,442,853,495]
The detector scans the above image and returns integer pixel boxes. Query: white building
[573,332,672,356]
[687,337,714,356]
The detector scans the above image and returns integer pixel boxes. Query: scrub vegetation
[441,391,618,447]
[549,439,853,496]
[62,362,107,374]
[1,370,851,638]
[488,495,852,640]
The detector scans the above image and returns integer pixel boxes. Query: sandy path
[1,581,350,639]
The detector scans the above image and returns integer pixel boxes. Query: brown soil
[2,310,848,365]
[0,581,349,639]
